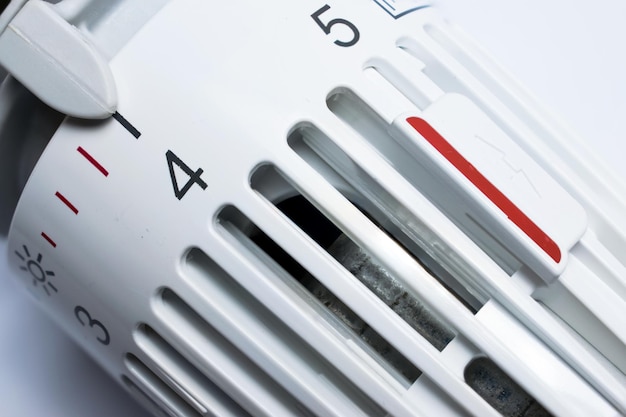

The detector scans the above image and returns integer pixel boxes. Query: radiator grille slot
[174,249,384,416]
[246,163,480,368]
[252,167,458,352]
[124,354,201,417]
[122,375,171,417]
[152,287,315,416]
[288,122,485,312]
[246,163,556,415]
[464,357,552,417]
[132,324,251,417]
[219,204,422,384]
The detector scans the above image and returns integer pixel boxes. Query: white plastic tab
[0,0,117,119]
[391,94,588,280]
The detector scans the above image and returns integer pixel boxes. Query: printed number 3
[311,4,360,47]
[75,306,111,346]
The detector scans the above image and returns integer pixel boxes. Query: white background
[0,0,625,415]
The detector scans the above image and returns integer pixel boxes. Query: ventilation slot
[124,354,202,417]
[219,204,423,384]
[122,375,171,417]
[278,127,564,414]
[153,287,317,417]
[326,87,522,275]
[217,194,556,416]
[132,324,252,417]
[288,122,487,312]
[248,164,468,361]
[173,253,383,416]
[246,166,557,414]
[464,357,552,417]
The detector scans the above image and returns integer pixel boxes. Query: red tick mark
[55,192,79,214]
[77,146,109,177]
[41,232,57,248]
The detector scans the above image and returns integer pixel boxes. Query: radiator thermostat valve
[1,1,625,416]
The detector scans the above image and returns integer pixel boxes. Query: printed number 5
[75,306,111,346]
[311,4,360,47]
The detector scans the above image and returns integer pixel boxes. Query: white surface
[0,0,625,416]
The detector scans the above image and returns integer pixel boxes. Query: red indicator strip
[407,117,561,263]
[77,146,109,177]
[41,232,57,248]
[55,191,79,214]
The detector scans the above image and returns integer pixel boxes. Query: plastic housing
[2,1,626,416]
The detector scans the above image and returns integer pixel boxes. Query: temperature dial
[1,1,626,416]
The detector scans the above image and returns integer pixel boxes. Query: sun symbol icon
[14,245,58,296]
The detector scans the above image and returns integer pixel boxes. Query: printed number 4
[166,150,208,200]
[311,4,360,47]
